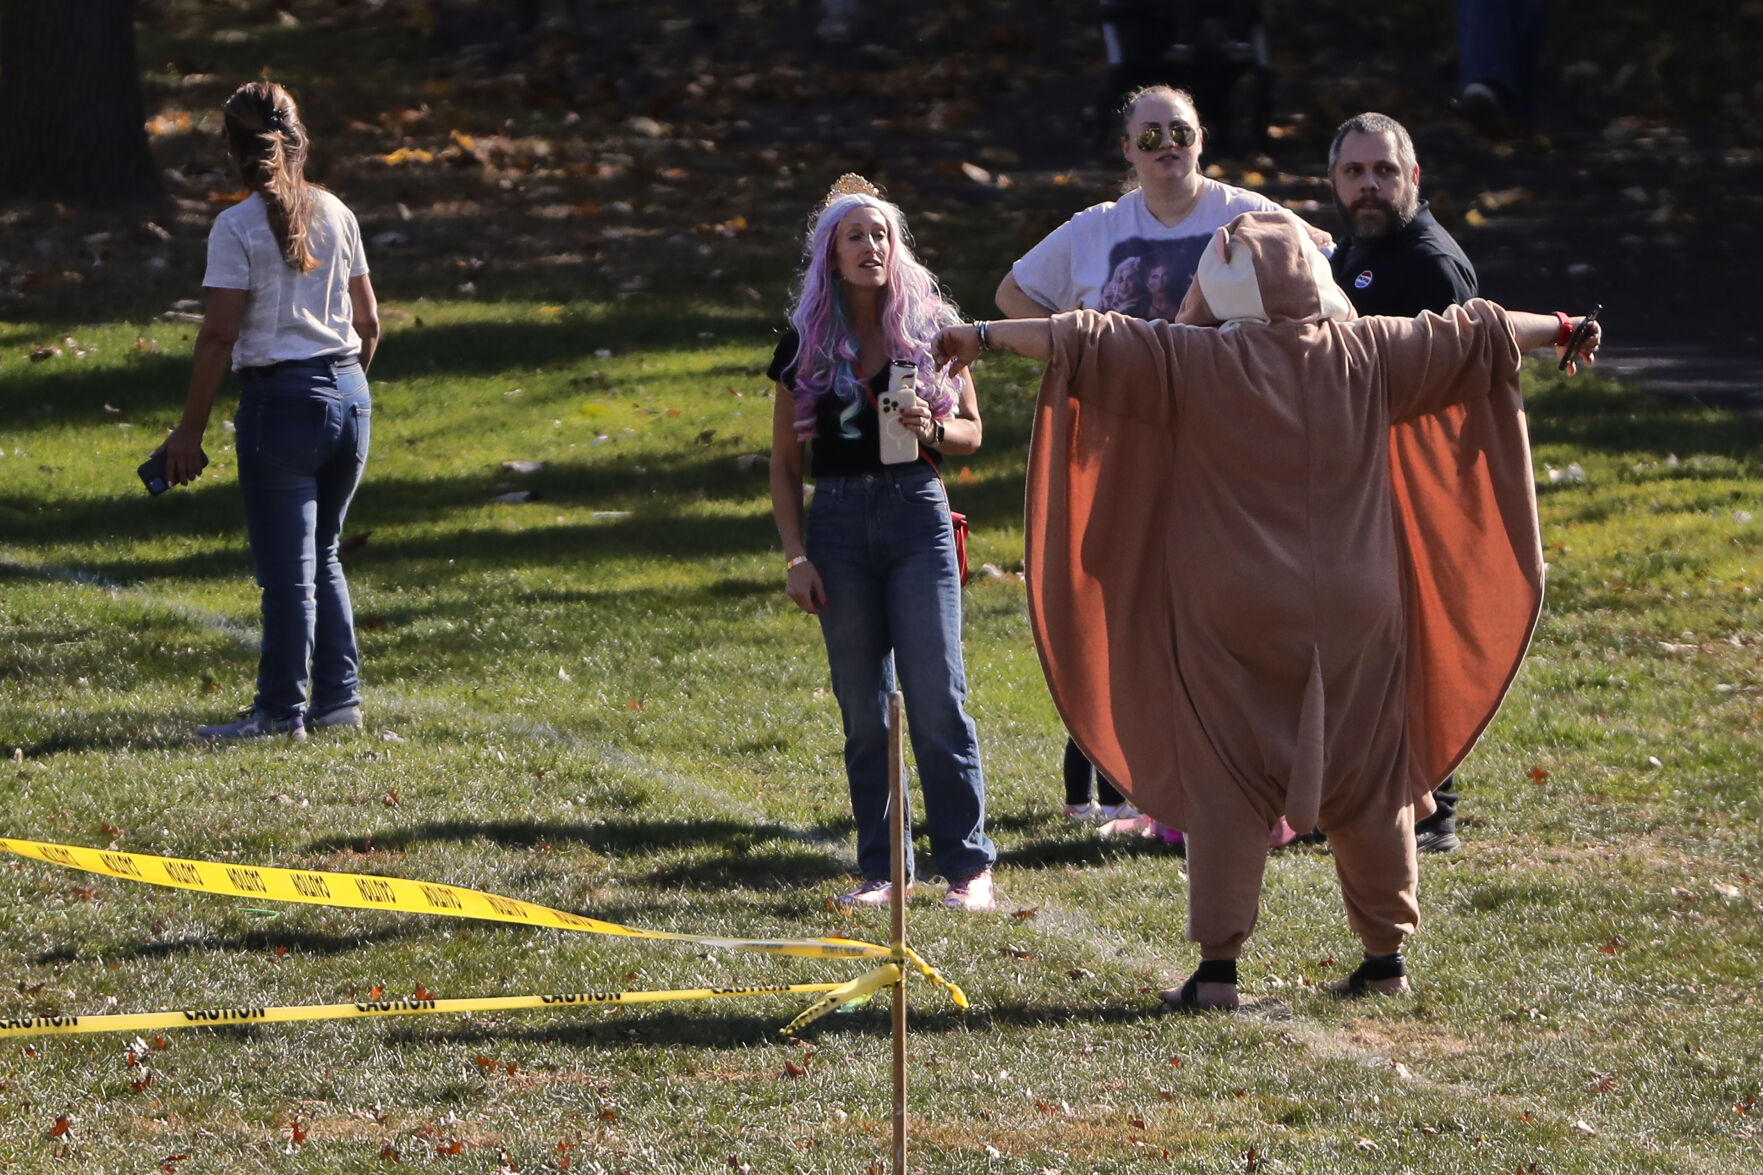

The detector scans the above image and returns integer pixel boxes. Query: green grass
[1,300,1760,1173]
[1,1,1760,1167]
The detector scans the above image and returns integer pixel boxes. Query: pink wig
[785,192,961,441]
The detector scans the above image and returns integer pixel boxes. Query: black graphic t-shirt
[767,330,938,478]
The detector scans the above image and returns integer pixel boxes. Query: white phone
[878,360,920,465]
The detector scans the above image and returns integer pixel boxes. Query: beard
[1336,190,1420,240]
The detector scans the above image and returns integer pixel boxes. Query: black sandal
[1161,958,1238,1010]
[1335,951,1407,995]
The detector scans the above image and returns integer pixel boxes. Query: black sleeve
[1396,254,1466,314]
[1410,253,1479,314]
[766,328,800,388]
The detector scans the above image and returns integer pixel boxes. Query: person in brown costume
[935,210,1600,1009]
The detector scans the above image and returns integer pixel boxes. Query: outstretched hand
[933,324,981,378]
[1557,316,1602,376]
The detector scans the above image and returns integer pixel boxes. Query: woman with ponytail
[768,175,998,912]
[155,81,379,741]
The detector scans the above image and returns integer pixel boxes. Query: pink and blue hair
[785,192,961,441]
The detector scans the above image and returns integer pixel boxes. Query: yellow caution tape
[781,963,901,1035]
[0,836,885,961]
[0,837,968,1034]
[0,981,858,1039]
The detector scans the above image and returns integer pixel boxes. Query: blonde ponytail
[223,82,318,273]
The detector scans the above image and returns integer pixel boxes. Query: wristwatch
[933,421,946,446]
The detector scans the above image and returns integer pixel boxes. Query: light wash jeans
[234,355,371,720]
[806,464,996,884]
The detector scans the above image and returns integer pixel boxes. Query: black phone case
[139,448,209,494]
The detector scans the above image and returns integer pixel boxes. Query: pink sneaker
[836,879,909,907]
[942,869,996,912]
[1268,817,1299,848]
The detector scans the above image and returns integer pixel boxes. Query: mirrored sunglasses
[1136,122,1199,151]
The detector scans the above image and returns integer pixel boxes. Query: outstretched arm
[933,319,1053,377]
[1509,310,1602,374]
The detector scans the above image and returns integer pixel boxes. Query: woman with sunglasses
[994,84,1303,844]
[768,175,999,912]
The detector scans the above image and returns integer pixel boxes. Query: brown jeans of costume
[1184,779,1419,960]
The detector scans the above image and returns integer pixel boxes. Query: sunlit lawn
[0,297,1759,1172]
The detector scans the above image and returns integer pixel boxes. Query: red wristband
[1554,311,1574,348]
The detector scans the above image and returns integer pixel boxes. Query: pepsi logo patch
[1354,271,1373,290]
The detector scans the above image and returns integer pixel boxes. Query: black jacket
[1331,201,1477,317]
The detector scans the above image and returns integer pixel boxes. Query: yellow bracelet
[785,555,810,572]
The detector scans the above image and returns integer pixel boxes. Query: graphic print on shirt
[1098,236,1211,321]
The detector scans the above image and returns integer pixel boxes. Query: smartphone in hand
[878,361,921,465]
[1558,304,1601,371]
[139,447,209,494]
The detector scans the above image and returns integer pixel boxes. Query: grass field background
[1,0,1760,1168]
[1,301,1759,1173]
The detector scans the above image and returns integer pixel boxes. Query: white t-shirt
[1010,180,1285,319]
[202,188,369,370]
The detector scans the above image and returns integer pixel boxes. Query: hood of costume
[1024,209,1542,831]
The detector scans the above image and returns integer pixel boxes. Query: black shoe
[1456,82,1511,138]
[1415,827,1462,854]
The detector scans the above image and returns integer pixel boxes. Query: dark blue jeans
[234,355,371,720]
[807,465,996,884]
[1456,0,1545,117]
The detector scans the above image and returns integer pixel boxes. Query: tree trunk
[0,0,165,206]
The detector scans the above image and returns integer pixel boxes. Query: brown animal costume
[1025,210,1542,962]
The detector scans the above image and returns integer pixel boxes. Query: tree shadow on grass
[6,453,785,587]
[416,994,1198,1050]
[0,310,784,432]
[1527,377,1763,463]
[36,922,429,968]
[304,816,852,869]
[994,830,1194,870]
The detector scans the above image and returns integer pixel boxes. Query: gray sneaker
[197,708,306,742]
[309,703,364,730]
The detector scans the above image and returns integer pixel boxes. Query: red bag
[950,510,970,586]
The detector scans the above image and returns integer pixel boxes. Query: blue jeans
[234,355,371,720]
[1456,0,1545,117]
[806,465,996,883]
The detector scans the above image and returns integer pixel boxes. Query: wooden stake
[888,690,908,1175]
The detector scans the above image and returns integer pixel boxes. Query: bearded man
[1329,112,1479,853]
[1328,113,1476,320]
